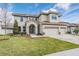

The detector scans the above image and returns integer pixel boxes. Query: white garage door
[43,27,67,35]
[43,27,59,35]
[60,27,66,34]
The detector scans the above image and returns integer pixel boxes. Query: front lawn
[0,35,79,56]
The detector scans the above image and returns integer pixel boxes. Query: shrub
[73,29,79,34]
[37,32,45,35]
[7,33,14,36]
[13,20,19,34]
[66,31,71,34]
[18,32,26,36]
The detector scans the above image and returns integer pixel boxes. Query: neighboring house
[0,9,79,35]
[0,21,13,34]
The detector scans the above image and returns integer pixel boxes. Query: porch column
[58,26,61,34]
[35,26,38,35]
[25,22,29,35]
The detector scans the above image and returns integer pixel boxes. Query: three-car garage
[43,24,67,35]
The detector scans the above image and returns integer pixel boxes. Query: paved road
[45,48,79,56]
[49,34,79,44]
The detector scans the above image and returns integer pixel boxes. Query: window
[23,26,26,32]
[18,26,21,32]
[52,16,57,20]
[30,17,33,21]
[29,17,35,21]
[20,17,23,22]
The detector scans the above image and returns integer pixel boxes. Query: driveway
[46,34,79,56]
[46,48,79,56]
[48,34,79,44]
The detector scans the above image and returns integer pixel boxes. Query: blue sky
[0,3,79,23]
[12,3,55,14]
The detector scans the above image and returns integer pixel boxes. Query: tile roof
[12,10,62,17]
[42,21,79,27]
[12,13,39,17]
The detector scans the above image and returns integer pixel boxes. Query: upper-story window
[52,16,57,20]
[20,17,23,22]
[29,17,35,21]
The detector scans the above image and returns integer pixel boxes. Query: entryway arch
[26,21,38,35]
[29,24,35,34]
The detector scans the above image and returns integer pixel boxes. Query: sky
[0,3,79,23]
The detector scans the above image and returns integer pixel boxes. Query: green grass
[75,34,79,36]
[0,35,78,56]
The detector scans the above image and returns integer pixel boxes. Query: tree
[2,4,8,34]
[13,20,19,34]
[1,3,13,34]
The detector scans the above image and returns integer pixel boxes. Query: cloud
[61,13,79,23]
[62,6,79,17]
[42,10,48,13]
[42,8,58,13]
[54,3,71,10]
[61,16,79,23]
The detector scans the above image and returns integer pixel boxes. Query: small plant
[66,31,71,34]
[19,32,26,36]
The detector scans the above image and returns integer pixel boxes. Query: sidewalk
[46,48,79,56]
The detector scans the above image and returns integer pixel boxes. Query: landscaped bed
[0,35,79,56]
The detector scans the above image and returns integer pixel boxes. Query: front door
[29,24,35,34]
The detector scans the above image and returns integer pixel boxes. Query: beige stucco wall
[39,14,48,22]
[14,16,27,26]
[14,16,28,32]
[39,13,60,23]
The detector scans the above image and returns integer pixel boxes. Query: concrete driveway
[46,48,79,56]
[46,34,79,56]
[48,34,79,44]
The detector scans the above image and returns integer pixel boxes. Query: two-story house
[0,9,79,35]
[12,9,79,35]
